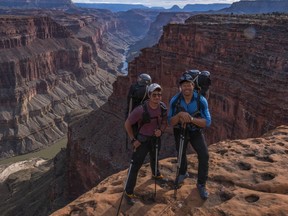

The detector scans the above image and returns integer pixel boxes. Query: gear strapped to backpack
[186,69,211,99]
[196,71,211,99]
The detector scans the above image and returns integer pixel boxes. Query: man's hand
[132,140,141,151]
[154,129,162,137]
[178,111,192,124]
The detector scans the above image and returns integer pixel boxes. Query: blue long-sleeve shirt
[168,91,211,127]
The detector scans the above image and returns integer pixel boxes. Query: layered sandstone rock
[0,15,117,158]
[0,15,71,49]
[0,7,162,159]
[52,125,288,216]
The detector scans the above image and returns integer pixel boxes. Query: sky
[72,0,238,9]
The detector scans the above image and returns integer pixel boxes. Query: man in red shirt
[124,83,168,205]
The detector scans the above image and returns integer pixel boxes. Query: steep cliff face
[0,16,71,49]
[64,14,288,200]
[0,15,116,158]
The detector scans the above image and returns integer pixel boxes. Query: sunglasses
[151,93,162,97]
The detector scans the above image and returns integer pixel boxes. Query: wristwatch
[190,116,194,122]
[131,138,137,144]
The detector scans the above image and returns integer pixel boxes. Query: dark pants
[125,136,161,194]
[174,128,209,185]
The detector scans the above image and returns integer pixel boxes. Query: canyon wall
[64,13,288,199]
[0,13,121,159]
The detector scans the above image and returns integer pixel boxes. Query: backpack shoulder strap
[160,101,167,117]
[172,93,184,115]
[142,101,150,119]
[138,101,150,130]
[197,91,201,111]
[191,91,203,117]
[140,85,148,104]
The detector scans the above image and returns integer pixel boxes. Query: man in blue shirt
[168,72,211,200]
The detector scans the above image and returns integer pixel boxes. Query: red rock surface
[51,125,288,216]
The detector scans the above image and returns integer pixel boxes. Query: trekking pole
[174,126,186,199]
[154,138,159,198]
[116,159,133,216]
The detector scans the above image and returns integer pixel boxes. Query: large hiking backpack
[185,69,211,99]
[126,73,152,117]
[196,70,211,99]
[127,83,148,116]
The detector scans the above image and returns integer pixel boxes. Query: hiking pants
[174,128,209,185]
[125,137,161,194]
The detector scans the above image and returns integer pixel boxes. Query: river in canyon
[120,48,129,75]
[0,137,67,166]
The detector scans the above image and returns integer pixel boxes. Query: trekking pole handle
[154,128,162,137]
[132,140,141,152]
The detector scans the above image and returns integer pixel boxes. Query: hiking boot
[197,183,209,200]
[152,174,169,183]
[124,192,138,205]
[177,172,189,184]
[174,172,189,188]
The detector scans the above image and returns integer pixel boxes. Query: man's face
[150,90,162,103]
[180,81,194,96]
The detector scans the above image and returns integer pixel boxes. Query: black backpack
[126,83,148,118]
[196,72,211,99]
[186,70,211,100]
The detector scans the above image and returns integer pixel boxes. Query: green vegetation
[0,137,67,165]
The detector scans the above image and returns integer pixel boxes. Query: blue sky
[72,0,237,9]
